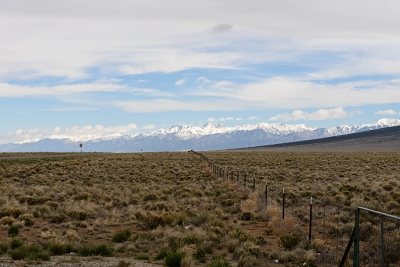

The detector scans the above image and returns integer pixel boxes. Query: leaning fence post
[282,187,285,219]
[380,216,385,267]
[309,197,313,242]
[354,208,360,267]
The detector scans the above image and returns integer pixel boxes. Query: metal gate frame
[340,207,400,267]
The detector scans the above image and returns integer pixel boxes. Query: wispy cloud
[175,78,187,86]
[114,76,400,112]
[143,124,156,130]
[206,117,234,123]
[269,107,362,121]
[219,117,234,122]
[248,116,260,120]
[374,109,397,115]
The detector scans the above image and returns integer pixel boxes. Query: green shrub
[0,242,8,255]
[77,244,113,257]
[10,239,23,249]
[208,256,232,267]
[183,234,200,245]
[135,254,149,260]
[155,247,169,260]
[9,245,50,261]
[279,232,302,250]
[43,240,75,255]
[112,228,131,243]
[165,251,184,267]
[8,225,19,237]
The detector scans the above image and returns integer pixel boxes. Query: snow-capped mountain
[1,118,399,152]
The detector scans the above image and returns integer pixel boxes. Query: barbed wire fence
[192,150,400,266]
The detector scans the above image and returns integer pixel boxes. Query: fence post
[253,174,256,192]
[353,208,360,267]
[282,187,285,219]
[243,172,247,190]
[265,182,268,208]
[309,197,313,242]
[380,216,385,267]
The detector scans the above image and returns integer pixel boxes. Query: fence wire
[194,152,400,266]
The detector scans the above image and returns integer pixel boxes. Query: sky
[1,0,400,144]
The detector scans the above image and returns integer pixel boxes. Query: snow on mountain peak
[374,118,400,127]
[8,118,400,147]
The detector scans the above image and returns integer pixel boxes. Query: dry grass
[1,151,399,266]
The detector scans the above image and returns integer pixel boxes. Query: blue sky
[1,0,400,144]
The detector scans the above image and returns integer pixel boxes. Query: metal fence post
[353,208,360,267]
[265,182,268,208]
[309,197,313,242]
[380,216,385,267]
[243,172,247,190]
[282,187,285,220]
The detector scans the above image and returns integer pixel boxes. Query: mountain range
[1,118,399,152]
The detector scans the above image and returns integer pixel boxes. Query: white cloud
[207,117,217,122]
[0,82,170,101]
[193,77,400,110]
[2,0,400,122]
[196,76,212,85]
[374,109,397,115]
[269,107,362,121]
[0,123,138,145]
[2,0,400,82]
[236,118,242,121]
[175,79,186,86]
[219,117,234,122]
[143,124,156,130]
